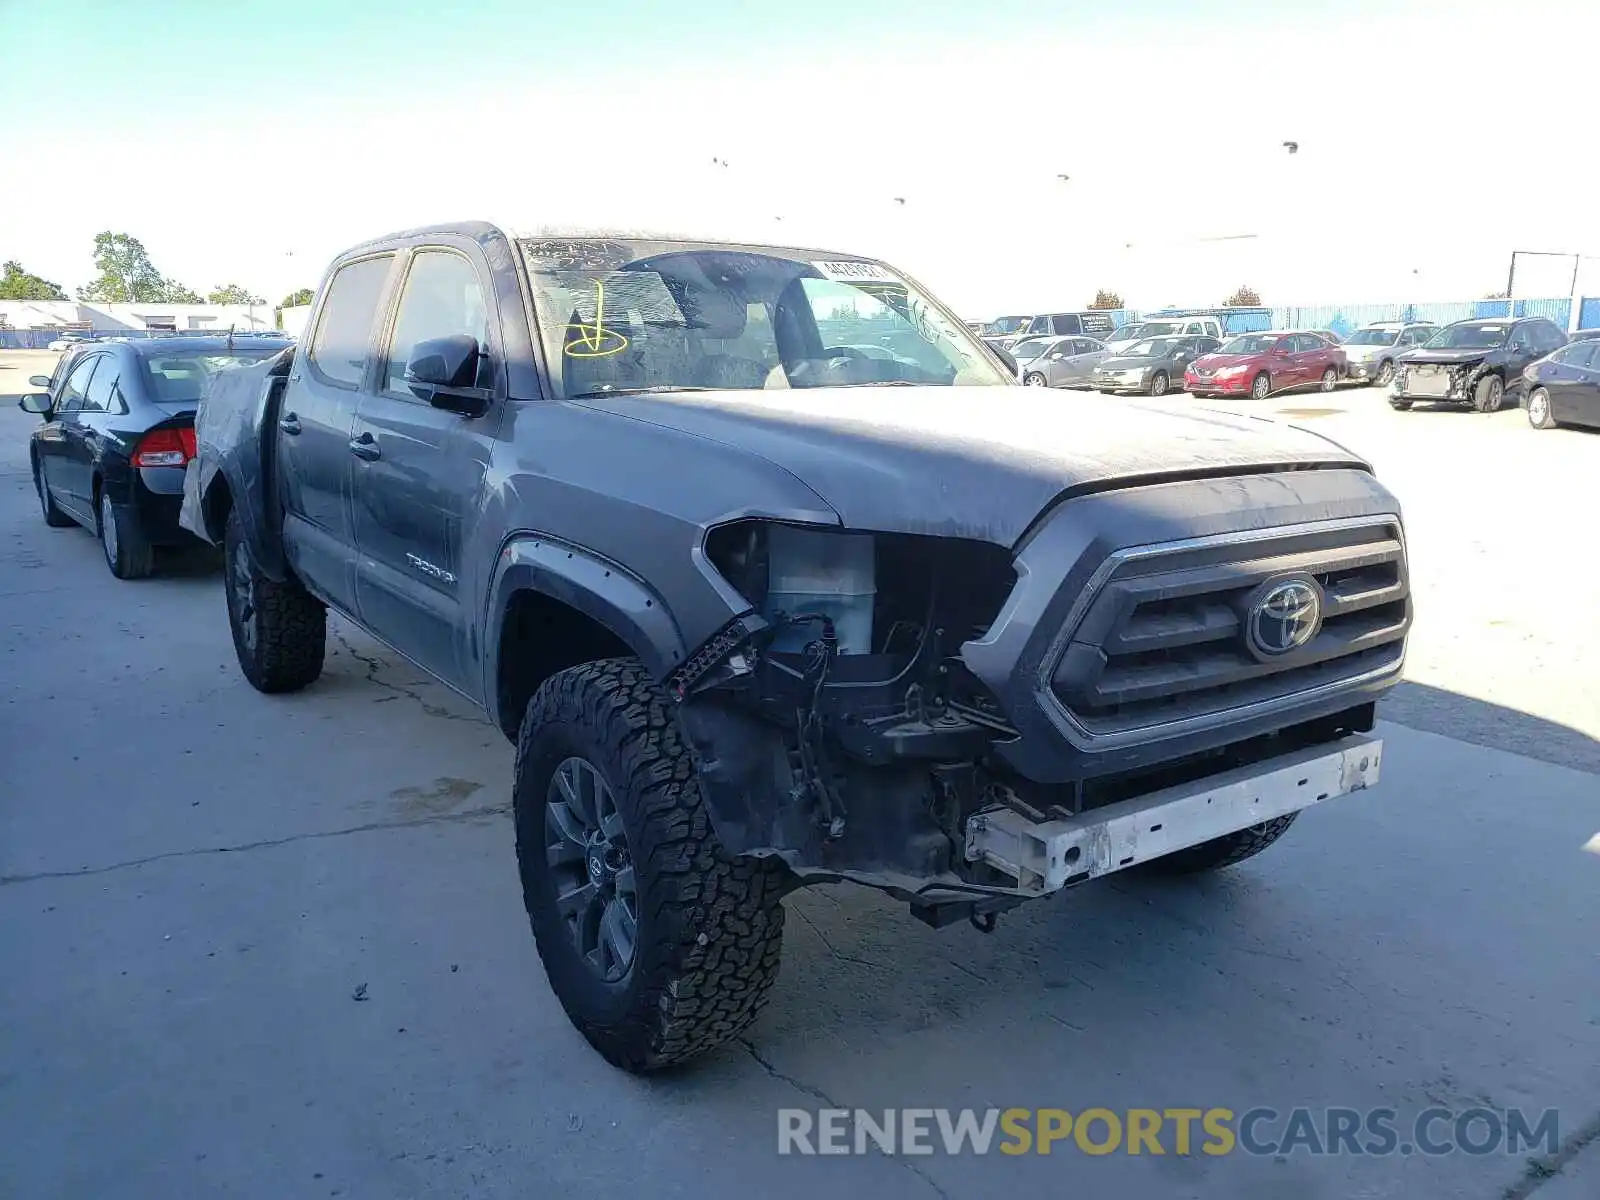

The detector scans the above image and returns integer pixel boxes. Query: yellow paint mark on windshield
[563,279,630,357]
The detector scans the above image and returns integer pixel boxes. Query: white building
[0,300,274,333]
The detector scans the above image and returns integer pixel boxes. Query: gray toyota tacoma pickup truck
[182,222,1410,1073]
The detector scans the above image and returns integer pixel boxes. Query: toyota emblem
[1246,578,1322,658]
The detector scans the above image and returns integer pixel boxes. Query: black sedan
[19,337,291,577]
[1522,338,1600,432]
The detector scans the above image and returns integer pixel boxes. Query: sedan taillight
[132,427,197,468]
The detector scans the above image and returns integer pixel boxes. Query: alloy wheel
[229,538,258,653]
[546,756,638,983]
[99,495,118,567]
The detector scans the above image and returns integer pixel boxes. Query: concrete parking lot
[2,348,1596,1199]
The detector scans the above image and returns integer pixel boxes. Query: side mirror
[17,393,52,416]
[405,334,490,416]
[29,374,52,387]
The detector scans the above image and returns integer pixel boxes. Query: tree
[76,231,203,304]
[1481,289,1509,300]
[207,283,266,306]
[1224,285,1262,307]
[0,260,68,301]
[1088,288,1123,310]
[278,287,315,309]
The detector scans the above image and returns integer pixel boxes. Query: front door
[351,246,500,694]
[49,353,105,516]
[277,253,396,616]
[1554,341,1600,426]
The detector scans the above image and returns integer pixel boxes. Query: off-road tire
[1526,386,1558,430]
[1143,813,1299,874]
[1472,373,1505,413]
[224,507,325,693]
[33,458,73,528]
[1148,371,1170,397]
[1250,372,1271,400]
[1388,399,1413,411]
[98,491,154,580]
[514,659,787,1073]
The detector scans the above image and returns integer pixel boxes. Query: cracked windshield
[522,239,1007,395]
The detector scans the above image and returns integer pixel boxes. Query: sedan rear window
[142,350,284,403]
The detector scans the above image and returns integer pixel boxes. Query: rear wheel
[1472,374,1505,413]
[98,491,154,580]
[1526,386,1557,429]
[33,459,73,528]
[514,659,788,1073]
[1250,372,1271,400]
[1319,366,1338,392]
[1143,814,1299,874]
[224,508,326,693]
[1023,371,1048,387]
[1148,371,1170,397]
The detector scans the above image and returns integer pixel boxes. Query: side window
[1537,322,1565,352]
[1510,323,1535,351]
[383,250,491,397]
[57,355,100,412]
[1564,341,1596,368]
[308,255,395,388]
[81,360,119,413]
[1197,337,1220,354]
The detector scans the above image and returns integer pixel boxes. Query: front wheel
[1473,374,1505,413]
[98,492,154,580]
[224,508,326,693]
[1142,814,1299,875]
[1319,367,1338,392]
[1148,371,1170,397]
[1250,372,1271,400]
[1023,372,1048,387]
[1388,399,1414,411]
[514,659,788,1073]
[1526,386,1558,429]
[1375,360,1395,387]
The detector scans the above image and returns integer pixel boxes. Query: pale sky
[2,0,1596,318]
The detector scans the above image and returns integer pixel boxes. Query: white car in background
[1103,315,1226,355]
[45,333,94,352]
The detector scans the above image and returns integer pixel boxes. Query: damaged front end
[673,520,1026,926]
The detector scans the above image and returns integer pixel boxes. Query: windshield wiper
[832,379,922,387]
[568,385,715,398]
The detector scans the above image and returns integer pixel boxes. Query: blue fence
[1269,298,1575,339]
[0,328,275,350]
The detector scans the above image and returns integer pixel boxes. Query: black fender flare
[480,533,689,731]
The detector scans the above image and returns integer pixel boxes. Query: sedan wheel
[1023,372,1048,387]
[1149,371,1169,397]
[34,462,74,528]
[1250,372,1271,400]
[1376,360,1395,387]
[1319,367,1338,392]
[1526,386,1557,430]
[98,492,154,580]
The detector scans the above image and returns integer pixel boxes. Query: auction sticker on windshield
[812,260,900,283]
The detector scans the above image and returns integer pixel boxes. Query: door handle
[349,433,381,461]
[279,413,302,435]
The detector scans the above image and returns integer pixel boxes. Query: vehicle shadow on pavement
[1384,678,1600,776]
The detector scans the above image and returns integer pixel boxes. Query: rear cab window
[308,255,396,388]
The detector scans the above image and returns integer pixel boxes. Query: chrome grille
[1049,519,1409,737]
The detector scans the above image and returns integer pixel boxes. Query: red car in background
[1185,330,1347,400]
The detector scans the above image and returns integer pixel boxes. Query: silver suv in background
[1341,322,1435,386]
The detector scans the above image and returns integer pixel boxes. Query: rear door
[1572,341,1600,428]
[279,253,397,615]
[350,244,501,692]
[1550,340,1598,425]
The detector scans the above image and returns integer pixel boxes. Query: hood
[1341,342,1394,362]
[1400,346,1497,366]
[571,386,1367,546]
[1098,355,1161,370]
[1191,352,1266,371]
